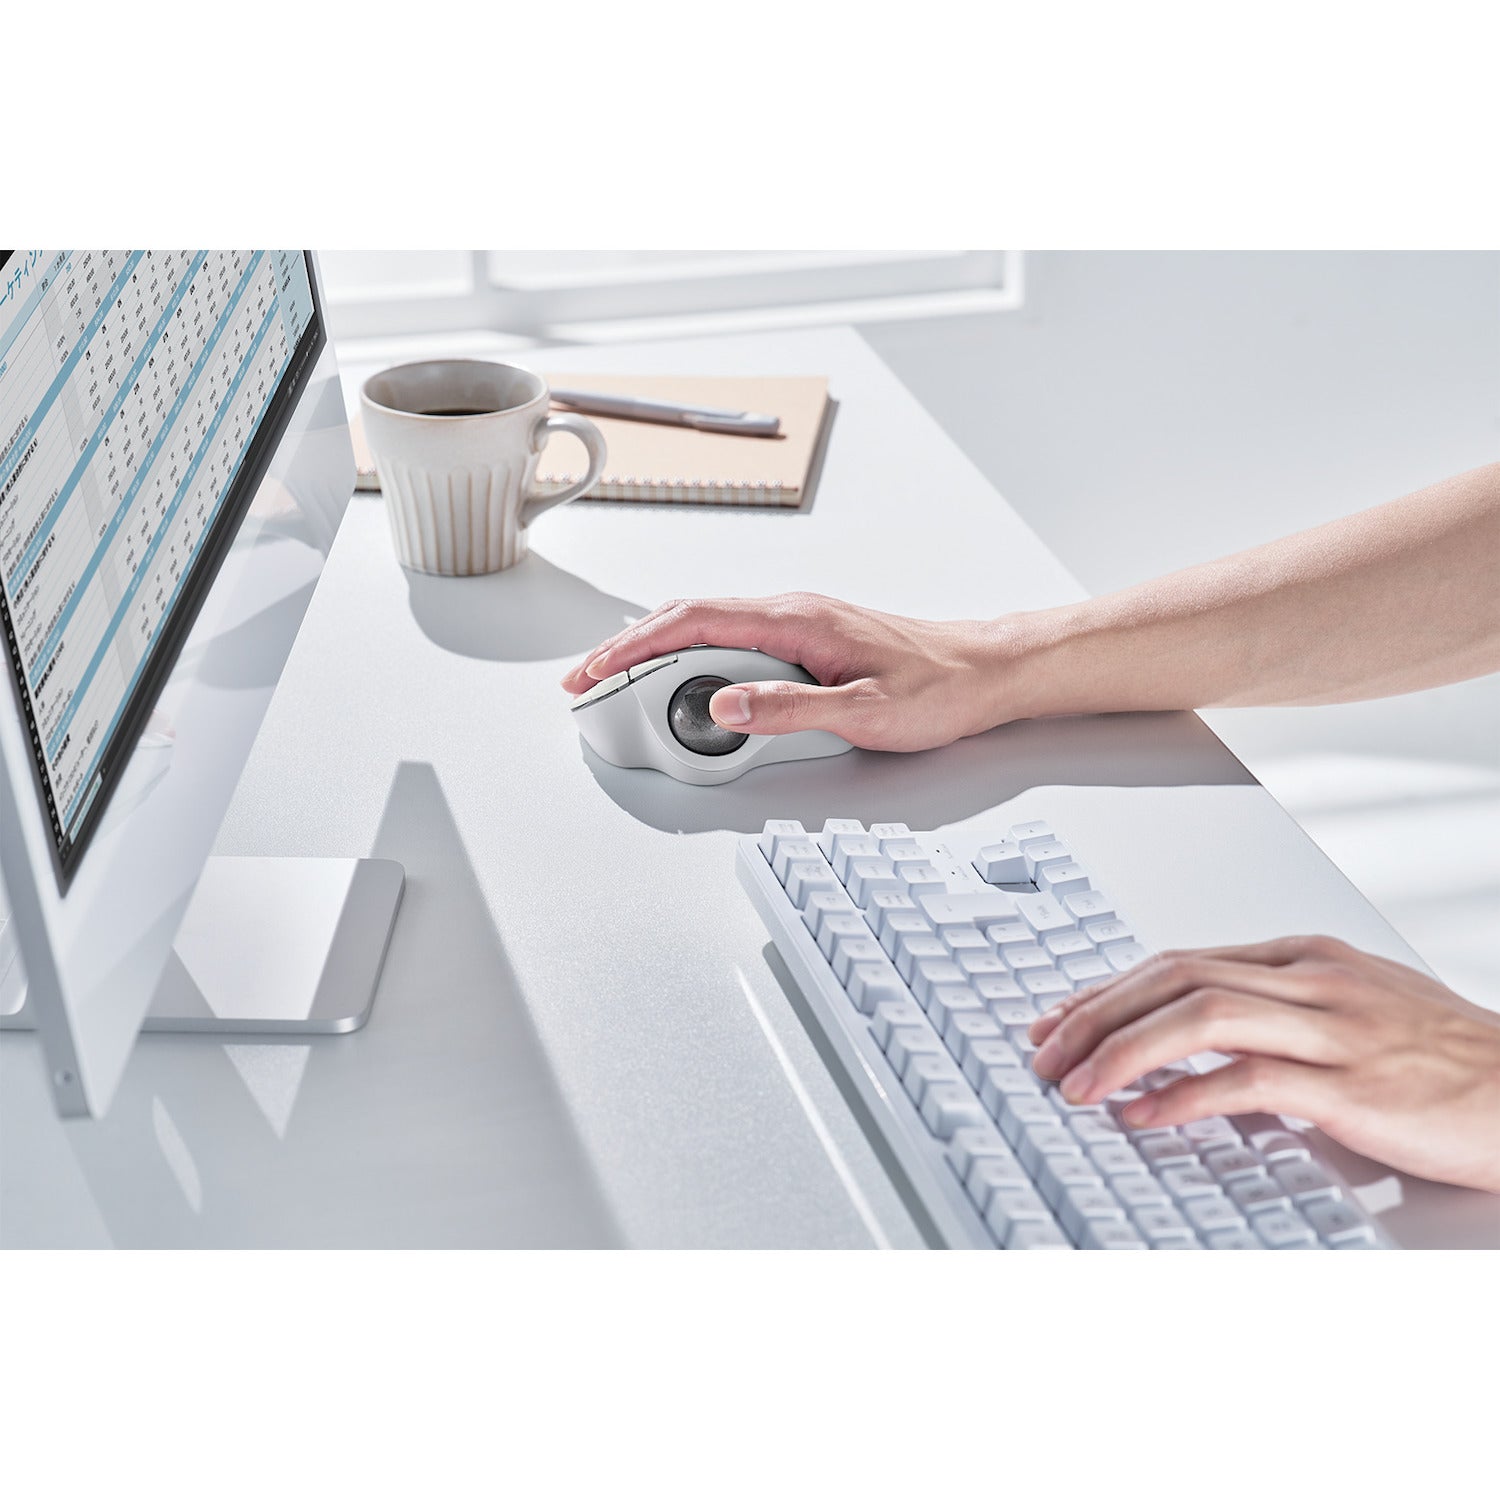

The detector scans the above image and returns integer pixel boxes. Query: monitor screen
[0,251,324,883]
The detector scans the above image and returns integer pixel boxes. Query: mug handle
[520,411,608,527]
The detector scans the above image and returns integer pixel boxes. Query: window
[320,250,1020,345]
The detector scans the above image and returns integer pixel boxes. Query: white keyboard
[737,816,1387,1250]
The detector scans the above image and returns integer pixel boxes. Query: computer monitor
[0,251,403,1119]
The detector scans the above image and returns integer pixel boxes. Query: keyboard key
[973,974,1027,1008]
[1070,1114,1127,1148]
[998,1093,1060,1145]
[1001,944,1052,972]
[879,838,927,865]
[865,891,920,938]
[1253,1209,1318,1249]
[922,1082,989,1139]
[882,915,937,961]
[1184,1196,1249,1235]
[919,892,1019,929]
[1136,1066,1194,1092]
[974,841,1027,883]
[1112,1173,1170,1212]
[1130,1204,1196,1247]
[1202,1145,1266,1182]
[1272,1160,1340,1205]
[1204,1228,1264,1250]
[1103,941,1151,972]
[1064,890,1115,923]
[817,817,866,853]
[1017,1124,1085,1176]
[1007,1222,1072,1250]
[888,1027,946,1078]
[1249,1130,1312,1164]
[912,959,968,1008]
[759,819,807,862]
[1138,1133,1197,1170]
[780,840,828,882]
[870,1000,925,1048]
[984,920,1036,951]
[1181,1116,1240,1149]
[983,1187,1053,1244]
[1057,1183,1126,1239]
[962,1037,1022,1086]
[1228,1174,1291,1216]
[817,913,869,961]
[1044,929,1095,958]
[1303,1198,1378,1247]
[1061,954,1114,984]
[1084,919,1133,946]
[845,858,903,906]
[784,861,840,907]
[832,936,886,985]
[1008,820,1055,848]
[964,1153,1030,1211]
[1037,861,1091,896]
[802,888,859,939]
[928,985,984,1037]
[847,962,907,1015]
[894,933,950,982]
[868,822,911,841]
[830,833,881,881]
[1022,840,1073,879]
[903,1053,966,1109]
[979,1065,1043,1117]
[1021,970,1073,1003]
[957,952,1012,981]
[945,1011,1004,1061]
[1015,892,1076,936]
[1039,1156,1106,1211]
[989,998,1039,1031]
[1158,1164,1224,1201]
[947,1124,1012,1181]
[1080,1219,1148,1250]
[1088,1140,1148,1177]
[893,863,947,900]
[942,927,992,960]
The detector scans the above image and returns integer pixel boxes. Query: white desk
[1,327,1488,1248]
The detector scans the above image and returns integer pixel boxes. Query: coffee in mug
[360,360,607,575]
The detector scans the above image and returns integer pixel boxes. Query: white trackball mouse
[570,645,853,786]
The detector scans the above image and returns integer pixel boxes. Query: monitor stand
[0,855,404,1033]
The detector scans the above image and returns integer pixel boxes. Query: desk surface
[0,326,1472,1248]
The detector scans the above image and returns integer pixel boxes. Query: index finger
[560,596,818,694]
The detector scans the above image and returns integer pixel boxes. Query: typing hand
[560,593,1015,751]
[1028,936,1500,1193]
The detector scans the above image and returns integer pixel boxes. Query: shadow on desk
[11,760,623,1249]
[403,550,645,662]
[585,709,1258,836]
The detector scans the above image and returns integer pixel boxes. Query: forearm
[1000,462,1500,719]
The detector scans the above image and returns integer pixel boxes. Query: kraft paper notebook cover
[351,375,833,509]
[534,374,832,507]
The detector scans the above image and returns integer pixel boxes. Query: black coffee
[417,406,498,417]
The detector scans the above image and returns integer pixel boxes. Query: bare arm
[562,462,1500,747]
[1009,461,1500,718]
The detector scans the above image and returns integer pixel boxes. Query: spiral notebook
[537,373,832,508]
[350,374,833,509]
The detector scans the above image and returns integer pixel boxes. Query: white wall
[859,253,1500,1004]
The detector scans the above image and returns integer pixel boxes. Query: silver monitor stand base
[0,856,404,1034]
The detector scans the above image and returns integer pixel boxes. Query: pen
[549,387,781,437]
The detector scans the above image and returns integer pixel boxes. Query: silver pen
[549,387,781,437]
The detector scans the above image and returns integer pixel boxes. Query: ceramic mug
[360,359,607,575]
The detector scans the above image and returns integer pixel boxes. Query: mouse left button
[571,668,633,708]
[628,655,678,683]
